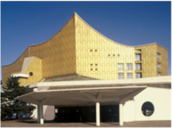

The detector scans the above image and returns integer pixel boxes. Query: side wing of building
[135,43,168,78]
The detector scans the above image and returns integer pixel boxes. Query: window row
[118,63,132,70]
[90,49,97,52]
[136,53,161,61]
[118,73,142,79]
[118,63,142,70]
[108,54,120,57]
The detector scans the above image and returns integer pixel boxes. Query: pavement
[1,120,171,127]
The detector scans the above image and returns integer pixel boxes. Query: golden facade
[2,12,168,86]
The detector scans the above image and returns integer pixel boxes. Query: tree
[1,92,13,120]
[1,76,35,120]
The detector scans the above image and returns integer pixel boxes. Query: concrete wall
[43,105,55,120]
[123,87,171,122]
[32,105,55,121]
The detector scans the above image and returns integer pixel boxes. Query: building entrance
[55,105,119,122]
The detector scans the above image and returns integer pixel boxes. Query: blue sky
[1,1,171,80]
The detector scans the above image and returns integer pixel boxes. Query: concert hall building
[2,12,171,126]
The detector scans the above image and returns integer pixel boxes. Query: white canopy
[16,85,146,106]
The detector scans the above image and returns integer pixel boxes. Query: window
[157,63,161,70]
[157,53,161,60]
[118,63,124,70]
[127,63,132,70]
[136,63,142,70]
[142,102,154,116]
[118,73,124,79]
[135,54,141,61]
[135,49,141,52]
[127,73,133,79]
[29,72,33,76]
[158,72,161,76]
[136,73,142,78]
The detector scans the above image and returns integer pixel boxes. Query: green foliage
[1,76,36,120]
[1,96,13,120]
[3,77,29,100]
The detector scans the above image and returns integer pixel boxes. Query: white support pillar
[119,101,124,126]
[96,102,100,126]
[39,104,44,124]
[37,105,40,123]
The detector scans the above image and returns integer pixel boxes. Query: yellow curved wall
[2,12,168,86]
[75,14,135,80]
[2,48,30,86]
[2,14,76,86]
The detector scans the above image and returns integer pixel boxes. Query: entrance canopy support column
[38,104,44,124]
[96,102,100,126]
[37,105,40,123]
[119,101,124,126]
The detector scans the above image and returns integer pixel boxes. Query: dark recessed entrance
[55,105,119,122]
